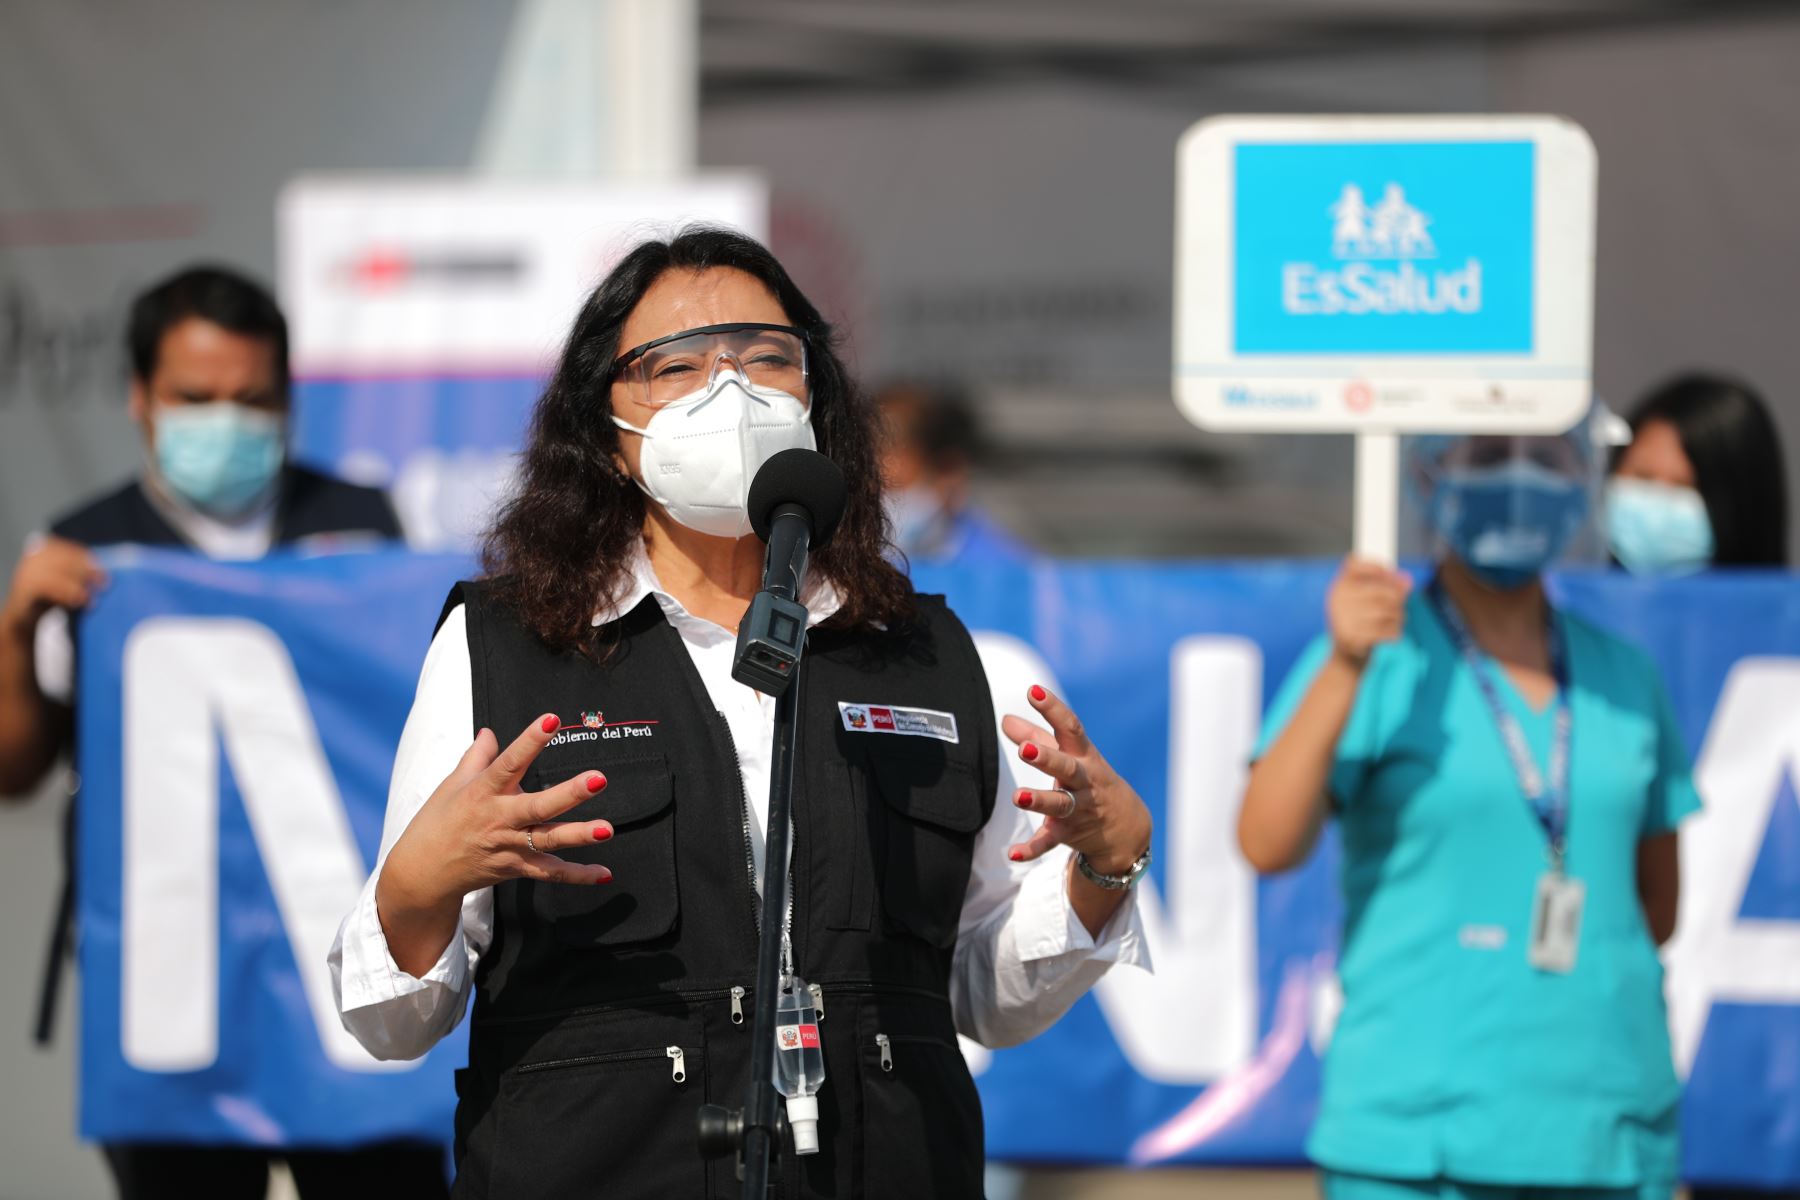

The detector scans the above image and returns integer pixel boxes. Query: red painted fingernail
[596,867,613,883]
[1021,743,1039,762]
[587,773,606,793]
[540,714,559,734]
[1014,790,1032,808]
[1008,849,1025,862]
[1030,685,1047,702]
[593,824,613,841]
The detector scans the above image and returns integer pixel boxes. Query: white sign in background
[1174,114,1597,435]
[278,175,769,376]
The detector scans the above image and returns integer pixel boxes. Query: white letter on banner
[962,630,1068,1076]
[968,631,1260,1084]
[122,617,412,1073]
[1665,657,1800,1075]
[1094,636,1259,1083]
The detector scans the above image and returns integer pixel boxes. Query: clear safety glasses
[1419,433,1590,481]
[610,322,810,410]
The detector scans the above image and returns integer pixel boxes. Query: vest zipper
[730,985,746,1025]
[794,978,948,1006]
[871,1031,959,1073]
[516,1043,695,1083]
[474,980,946,1030]
[715,710,762,932]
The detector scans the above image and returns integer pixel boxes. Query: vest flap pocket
[524,751,672,826]
[524,752,679,947]
[863,742,985,833]
[860,743,984,949]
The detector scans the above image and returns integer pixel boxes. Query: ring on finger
[525,827,539,853]
[1052,787,1078,817]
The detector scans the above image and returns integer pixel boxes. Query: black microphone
[732,449,848,694]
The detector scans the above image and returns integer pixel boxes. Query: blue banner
[73,552,1800,1183]
[920,561,1800,1186]
[76,547,472,1147]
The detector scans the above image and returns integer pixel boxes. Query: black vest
[49,464,402,549]
[31,465,401,1046]
[448,581,999,1200]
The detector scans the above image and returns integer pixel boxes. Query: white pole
[606,0,698,177]
[473,0,697,178]
[1353,430,1400,565]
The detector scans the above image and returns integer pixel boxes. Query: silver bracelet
[1075,847,1153,891]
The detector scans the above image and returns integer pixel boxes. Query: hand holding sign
[375,714,614,978]
[1327,556,1412,667]
[2,535,106,638]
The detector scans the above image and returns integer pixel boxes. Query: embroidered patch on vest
[549,715,659,745]
[837,701,959,744]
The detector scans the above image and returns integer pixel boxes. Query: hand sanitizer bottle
[772,975,826,1154]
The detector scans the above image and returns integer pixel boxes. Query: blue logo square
[1233,141,1535,355]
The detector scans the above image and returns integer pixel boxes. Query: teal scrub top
[1257,591,1701,1187]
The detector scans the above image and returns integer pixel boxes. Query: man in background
[0,265,441,1198]
[876,378,1032,568]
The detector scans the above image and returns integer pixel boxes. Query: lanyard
[1427,579,1573,871]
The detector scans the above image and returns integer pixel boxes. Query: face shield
[1408,423,1597,588]
[611,322,810,411]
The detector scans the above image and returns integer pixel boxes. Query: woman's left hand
[1003,685,1153,877]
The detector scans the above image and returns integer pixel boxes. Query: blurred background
[3,1,1799,1195]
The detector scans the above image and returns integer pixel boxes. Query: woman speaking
[329,229,1152,1198]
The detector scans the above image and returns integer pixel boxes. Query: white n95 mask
[612,368,815,538]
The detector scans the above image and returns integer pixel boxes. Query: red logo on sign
[1345,381,1374,413]
[870,707,897,732]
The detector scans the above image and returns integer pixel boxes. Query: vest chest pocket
[520,751,677,947]
[860,742,987,948]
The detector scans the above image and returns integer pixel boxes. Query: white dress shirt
[330,550,1148,1060]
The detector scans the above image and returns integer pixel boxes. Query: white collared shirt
[329,550,1147,1057]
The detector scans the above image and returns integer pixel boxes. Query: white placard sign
[278,174,768,376]
[1174,115,1596,435]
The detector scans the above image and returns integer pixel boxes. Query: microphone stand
[739,672,800,1198]
[699,501,817,1198]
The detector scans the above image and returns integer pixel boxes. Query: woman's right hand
[1327,557,1411,668]
[376,714,614,973]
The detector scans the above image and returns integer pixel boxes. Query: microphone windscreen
[748,449,849,548]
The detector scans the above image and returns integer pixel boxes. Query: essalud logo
[1281,182,1482,317]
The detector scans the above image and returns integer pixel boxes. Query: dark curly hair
[481,227,913,653]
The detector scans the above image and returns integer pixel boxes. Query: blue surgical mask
[884,483,953,559]
[1605,477,1714,576]
[153,403,285,516]
[1427,460,1589,590]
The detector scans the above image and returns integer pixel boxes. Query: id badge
[1528,872,1585,974]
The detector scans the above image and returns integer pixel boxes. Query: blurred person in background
[1239,427,1697,1200]
[0,266,429,1198]
[1605,372,1789,574]
[876,379,1032,568]
[1610,379,1793,1200]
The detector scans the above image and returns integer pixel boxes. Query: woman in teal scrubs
[1240,430,1699,1200]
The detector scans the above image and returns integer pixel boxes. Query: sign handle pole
[1353,430,1400,565]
